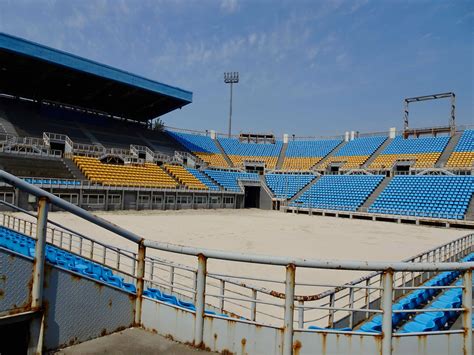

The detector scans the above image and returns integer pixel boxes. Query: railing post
[298,300,304,329]
[462,269,472,355]
[134,241,146,325]
[349,287,355,328]
[169,266,175,294]
[283,264,296,355]
[251,289,257,322]
[194,254,207,347]
[219,280,225,314]
[28,197,49,354]
[381,270,393,355]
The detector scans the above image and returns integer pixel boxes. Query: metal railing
[0,169,472,355]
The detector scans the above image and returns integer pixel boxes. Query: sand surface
[39,208,465,280]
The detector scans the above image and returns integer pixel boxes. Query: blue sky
[0,0,472,137]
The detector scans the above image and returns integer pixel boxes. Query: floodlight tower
[224,72,239,138]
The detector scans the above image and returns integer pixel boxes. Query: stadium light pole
[224,72,239,138]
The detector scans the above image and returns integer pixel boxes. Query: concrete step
[214,139,234,168]
[358,176,392,212]
[363,137,393,168]
[314,140,348,170]
[288,174,321,202]
[436,133,462,168]
[275,142,288,170]
[62,158,87,180]
[0,110,18,136]
[464,193,474,221]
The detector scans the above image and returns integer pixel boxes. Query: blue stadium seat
[265,173,316,199]
[204,169,259,192]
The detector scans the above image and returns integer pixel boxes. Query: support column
[381,270,393,355]
[28,197,49,354]
[283,264,296,355]
[462,269,472,355]
[134,241,146,325]
[194,254,207,347]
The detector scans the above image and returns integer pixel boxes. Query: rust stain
[293,340,302,355]
[101,328,107,336]
[221,350,234,355]
[241,338,247,355]
[0,289,4,300]
[108,298,113,308]
[321,332,327,355]
[0,274,6,281]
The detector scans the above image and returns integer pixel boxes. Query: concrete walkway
[54,328,213,355]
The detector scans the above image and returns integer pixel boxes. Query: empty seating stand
[446,130,474,168]
[218,137,282,170]
[369,136,449,169]
[368,175,474,220]
[73,156,179,188]
[292,175,384,211]
[283,140,341,170]
[318,136,387,170]
[204,169,259,192]
[186,168,220,191]
[0,225,232,319]
[265,173,316,199]
[164,164,208,190]
[166,131,229,168]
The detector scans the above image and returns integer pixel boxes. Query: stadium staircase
[288,175,320,202]
[0,110,18,136]
[76,123,101,145]
[214,139,234,167]
[363,137,393,168]
[259,174,275,198]
[314,140,348,169]
[62,157,87,180]
[465,195,474,221]
[275,142,288,170]
[436,133,462,168]
[358,176,392,212]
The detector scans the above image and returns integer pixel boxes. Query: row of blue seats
[399,253,474,333]
[453,130,474,152]
[0,225,235,319]
[218,137,283,156]
[187,168,221,191]
[265,173,315,199]
[369,176,474,220]
[293,175,384,212]
[204,169,259,192]
[360,268,463,333]
[335,136,387,157]
[285,140,341,157]
[23,178,81,186]
[382,136,450,154]
[167,131,220,154]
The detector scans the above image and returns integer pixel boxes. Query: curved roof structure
[0,33,192,122]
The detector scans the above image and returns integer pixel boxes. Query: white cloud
[220,0,239,14]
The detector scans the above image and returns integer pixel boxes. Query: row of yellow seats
[164,164,208,190]
[281,157,322,170]
[446,152,474,168]
[229,155,278,169]
[317,155,369,170]
[369,153,441,169]
[193,152,229,168]
[73,156,179,188]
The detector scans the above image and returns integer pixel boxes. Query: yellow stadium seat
[164,164,208,190]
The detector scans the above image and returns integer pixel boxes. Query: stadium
[0,26,473,355]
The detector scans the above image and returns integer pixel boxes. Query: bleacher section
[186,168,220,191]
[164,164,208,190]
[0,98,185,155]
[204,170,259,192]
[0,225,231,319]
[73,156,179,188]
[368,175,474,220]
[265,173,316,199]
[318,136,387,170]
[360,252,474,334]
[166,131,229,167]
[446,130,474,168]
[0,153,74,179]
[292,175,384,211]
[369,136,450,169]
[283,140,341,170]
[218,137,283,170]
